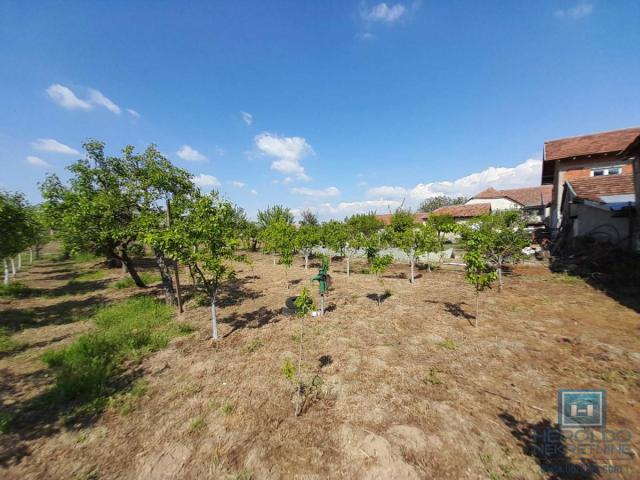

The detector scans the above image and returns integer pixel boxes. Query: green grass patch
[189,414,207,433]
[0,412,15,434]
[245,338,263,353]
[72,270,107,282]
[0,328,25,354]
[0,282,32,298]
[552,273,584,285]
[40,296,186,412]
[112,272,160,289]
[72,252,100,262]
[423,368,445,385]
[437,338,459,350]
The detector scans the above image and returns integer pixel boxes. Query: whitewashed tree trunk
[11,258,16,276]
[497,263,503,292]
[3,259,8,285]
[29,248,33,264]
[475,291,479,328]
[346,255,350,277]
[304,253,309,270]
[272,253,276,265]
[17,253,22,271]
[211,293,218,340]
[410,257,415,284]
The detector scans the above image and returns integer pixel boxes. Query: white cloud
[254,132,314,181]
[291,186,340,197]
[366,185,408,198]
[193,174,221,189]
[231,180,246,188]
[88,89,121,114]
[302,158,543,220]
[127,108,140,118]
[311,199,402,216]
[356,32,375,41]
[46,83,124,115]
[366,158,542,203]
[555,3,593,19]
[25,155,51,168]
[176,145,207,162]
[241,111,253,126]
[46,84,92,110]
[363,3,407,23]
[32,138,79,155]
[250,189,258,196]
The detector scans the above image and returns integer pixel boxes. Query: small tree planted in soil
[463,231,498,327]
[293,286,315,416]
[262,219,298,288]
[297,224,321,270]
[369,254,394,307]
[461,211,529,292]
[152,191,240,340]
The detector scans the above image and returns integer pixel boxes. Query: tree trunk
[346,255,350,277]
[11,258,16,276]
[427,261,431,273]
[17,253,22,271]
[272,253,276,265]
[475,290,479,328]
[3,260,8,285]
[121,252,146,287]
[154,248,177,306]
[410,258,415,284]
[211,292,218,340]
[497,265,503,293]
[377,293,381,307]
[304,253,309,270]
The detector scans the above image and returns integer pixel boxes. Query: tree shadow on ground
[222,307,281,337]
[1,295,105,332]
[366,292,391,304]
[499,412,601,479]
[443,302,474,320]
[29,279,111,298]
[216,277,264,308]
[0,367,144,468]
[550,243,640,313]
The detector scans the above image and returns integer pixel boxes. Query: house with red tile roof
[541,126,640,228]
[560,173,636,248]
[431,202,491,220]
[465,185,553,225]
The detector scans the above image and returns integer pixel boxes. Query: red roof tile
[473,185,553,207]
[431,203,491,218]
[567,174,635,203]
[544,127,640,162]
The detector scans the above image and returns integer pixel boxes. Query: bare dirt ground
[1,251,639,479]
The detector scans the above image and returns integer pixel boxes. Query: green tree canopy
[418,195,467,213]
[40,140,195,287]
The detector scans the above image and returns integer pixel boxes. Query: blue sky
[1,0,639,219]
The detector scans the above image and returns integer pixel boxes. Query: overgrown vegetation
[39,296,187,414]
[0,282,32,298]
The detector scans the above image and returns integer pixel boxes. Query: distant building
[541,127,640,229]
[430,203,490,221]
[466,185,552,225]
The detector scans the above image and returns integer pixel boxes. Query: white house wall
[466,197,521,211]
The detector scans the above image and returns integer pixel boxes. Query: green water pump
[311,265,330,315]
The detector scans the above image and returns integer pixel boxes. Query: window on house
[591,166,622,176]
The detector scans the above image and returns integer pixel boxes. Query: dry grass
[0,251,639,479]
